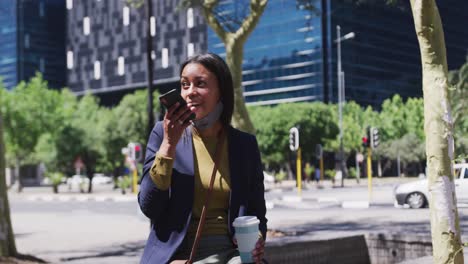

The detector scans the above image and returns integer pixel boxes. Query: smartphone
[159,89,196,120]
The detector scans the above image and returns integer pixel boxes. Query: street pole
[356,153,360,184]
[297,147,302,196]
[146,0,155,138]
[132,161,138,193]
[336,26,343,188]
[367,147,372,202]
[335,25,355,188]
[320,155,324,183]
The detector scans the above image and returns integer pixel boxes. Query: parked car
[394,163,468,208]
[92,174,113,185]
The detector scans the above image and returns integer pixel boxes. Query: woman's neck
[194,121,223,137]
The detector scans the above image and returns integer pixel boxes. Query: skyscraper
[0,0,66,90]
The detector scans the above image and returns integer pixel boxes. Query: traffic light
[370,127,379,149]
[128,142,143,162]
[362,136,369,149]
[289,127,299,151]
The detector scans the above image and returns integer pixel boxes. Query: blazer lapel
[173,128,195,176]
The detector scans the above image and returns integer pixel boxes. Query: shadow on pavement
[57,241,145,262]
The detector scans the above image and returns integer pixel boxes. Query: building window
[123,6,130,26]
[151,51,156,60]
[187,43,194,57]
[162,48,169,69]
[94,61,101,80]
[66,0,73,10]
[39,1,45,17]
[83,17,90,35]
[67,51,74,69]
[24,34,30,49]
[118,56,125,76]
[39,58,45,73]
[187,8,194,28]
[150,16,156,36]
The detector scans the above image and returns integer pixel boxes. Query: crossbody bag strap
[186,128,226,264]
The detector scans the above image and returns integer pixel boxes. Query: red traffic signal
[362,137,369,148]
[128,142,143,162]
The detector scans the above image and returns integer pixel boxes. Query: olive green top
[149,128,231,237]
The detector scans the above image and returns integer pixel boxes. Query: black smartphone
[159,89,196,120]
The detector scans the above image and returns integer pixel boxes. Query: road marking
[282,195,303,202]
[318,197,339,203]
[341,201,369,209]
[58,196,70,202]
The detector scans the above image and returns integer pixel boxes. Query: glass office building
[207,0,468,108]
[208,0,324,106]
[0,1,18,89]
[0,0,66,90]
[327,0,468,107]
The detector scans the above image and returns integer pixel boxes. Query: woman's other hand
[252,237,265,264]
[159,102,193,158]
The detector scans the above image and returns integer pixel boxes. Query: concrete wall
[365,233,432,264]
[265,235,371,264]
[264,233,438,264]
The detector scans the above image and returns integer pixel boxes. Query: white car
[92,174,113,185]
[394,163,468,208]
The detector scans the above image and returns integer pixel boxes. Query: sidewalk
[8,184,137,203]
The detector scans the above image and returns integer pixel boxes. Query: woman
[138,53,267,264]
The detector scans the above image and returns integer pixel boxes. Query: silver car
[394,163,468,209]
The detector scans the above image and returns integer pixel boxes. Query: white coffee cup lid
[233,216,259,227]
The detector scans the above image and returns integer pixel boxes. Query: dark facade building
[64,0,467,108]
[0,0,66,90]
[325,0,468,107]
[66,0,207,105]
[208,0,468,107]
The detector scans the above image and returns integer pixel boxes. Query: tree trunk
[410,1,464,263]
[0,114,17,257]
[225,41,255,134]
[15,159,22,193]
[86,170,93,194]
[199,0,267,134]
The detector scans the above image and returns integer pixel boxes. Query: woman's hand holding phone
[159,102,193,158]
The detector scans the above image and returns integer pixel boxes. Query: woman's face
[180,63,221,120]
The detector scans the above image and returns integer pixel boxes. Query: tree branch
[234,0,268,43]
[201,0,228,42]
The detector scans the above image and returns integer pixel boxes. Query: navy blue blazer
[138,122,267,264]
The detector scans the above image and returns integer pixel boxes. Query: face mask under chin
[192,101,224,130]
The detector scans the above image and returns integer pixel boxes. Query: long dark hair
[180,53,234,126]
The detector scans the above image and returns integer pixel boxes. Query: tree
[180,0,268,134]
[1,73,64,192]
[0,88,17,258]
[33,89,78,175]
[410,0,464,262]
[70,94,104,193]
[249,103,338,169]
[102,89,160,180]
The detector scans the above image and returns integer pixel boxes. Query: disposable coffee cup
[233,216,260,263]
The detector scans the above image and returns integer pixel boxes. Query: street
[8,178,468,263]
